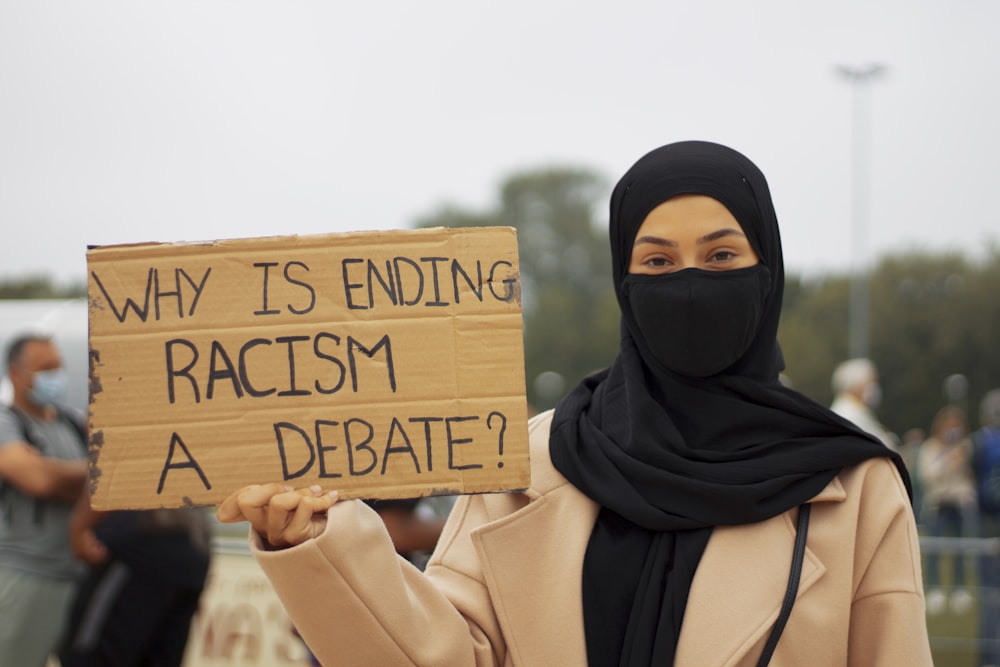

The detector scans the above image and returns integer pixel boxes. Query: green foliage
[780,248,1000,436]
[778,274,851,397]
[416,167,617,410]
[0,275,86,299]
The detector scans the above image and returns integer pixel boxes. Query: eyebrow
[632,228,747,247]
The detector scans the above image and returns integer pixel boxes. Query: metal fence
[920,536,1000,667]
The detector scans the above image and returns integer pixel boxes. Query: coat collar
[470,471,844,666]
[675,507,826,666]
[472,482,597,666]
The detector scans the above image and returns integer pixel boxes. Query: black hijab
[548,140,909,666]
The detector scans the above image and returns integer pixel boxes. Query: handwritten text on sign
[87,227,530,510]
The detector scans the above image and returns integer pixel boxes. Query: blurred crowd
[830,357,1000,665]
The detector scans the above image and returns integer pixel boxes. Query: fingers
[216,482,288,523]
[216,483,340,549]
[266,486,339,548]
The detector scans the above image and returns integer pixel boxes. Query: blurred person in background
[973,389,1000,667]
[58,487,212,667]
[830,358,898,450]
[899,427,926,523]
[918,404,978,615]
[0,333,89,666]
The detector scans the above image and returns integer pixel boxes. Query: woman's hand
[217,483,340,549]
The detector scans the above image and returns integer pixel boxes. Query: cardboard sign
[86,227,530,510]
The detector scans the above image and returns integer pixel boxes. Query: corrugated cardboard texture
[87,227,530,509]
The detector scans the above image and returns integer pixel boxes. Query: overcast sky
[1,0,998,286]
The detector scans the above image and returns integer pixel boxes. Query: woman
[218,141,932,666]
[918,404,977,613]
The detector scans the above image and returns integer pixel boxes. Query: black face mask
[622,264,770,378]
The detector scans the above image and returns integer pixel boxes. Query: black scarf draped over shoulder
[548,140,910,666]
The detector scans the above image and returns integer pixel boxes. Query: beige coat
[253,411,932,666]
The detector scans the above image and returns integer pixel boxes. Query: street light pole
[836,63,885,360]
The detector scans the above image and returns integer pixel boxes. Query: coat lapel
[675,481,845,666]
[470,472,845,667]
[472,483,598,667]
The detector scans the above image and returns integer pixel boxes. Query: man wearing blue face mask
[0,333,88,667]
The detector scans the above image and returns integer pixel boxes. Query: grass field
[926,585,982,666]
[922,537,1000,667]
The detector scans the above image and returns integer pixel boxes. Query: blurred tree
[416,167,618,411]
[873,248,1000,434]
[780,247,1000,438]
[0,275,86,299]
[778,274,851,395]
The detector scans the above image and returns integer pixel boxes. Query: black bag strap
[756,503,812,667]
[6,404,86,451]
[1,405,87,525]
[6,405,37,449]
